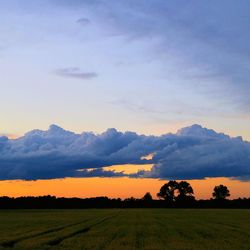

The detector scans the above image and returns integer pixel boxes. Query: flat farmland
[0,209,249,250]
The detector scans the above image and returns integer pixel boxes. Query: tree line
[0,181,249,209]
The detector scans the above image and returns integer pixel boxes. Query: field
[0,209,249,250]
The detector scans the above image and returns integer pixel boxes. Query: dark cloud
[0,124,249,181]
[76,168,125,178]
[54,68,97,79]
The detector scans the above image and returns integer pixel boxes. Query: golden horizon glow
[0,177,249,200]
[105,164,153,174]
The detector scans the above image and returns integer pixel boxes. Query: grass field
[0,209,249,250]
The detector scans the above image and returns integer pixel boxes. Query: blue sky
[0,0,250,140]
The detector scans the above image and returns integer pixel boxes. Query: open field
[0,209,249,250]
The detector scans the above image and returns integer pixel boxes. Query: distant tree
[212,185,230,200]
[157,181,178,202]
[124,197,136,202]
[176,181,194,201]
[142,192,153,202]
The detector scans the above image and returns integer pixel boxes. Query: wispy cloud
[76,17,90,26]
[107,98,236,121]
[54,67,97,79]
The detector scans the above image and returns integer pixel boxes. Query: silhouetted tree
[212,185,230,200]
[157,181,178,202]
[176,181,194,201]
[142,192,153,202]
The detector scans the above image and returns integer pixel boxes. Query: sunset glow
[0,177,249,200]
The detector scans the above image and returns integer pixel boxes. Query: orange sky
[0,177,249,200]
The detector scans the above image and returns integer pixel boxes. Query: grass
[0,209,249,249]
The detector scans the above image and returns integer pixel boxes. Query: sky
[0,1,250,199]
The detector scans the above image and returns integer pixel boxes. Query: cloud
[76,168,125,178]
[107,98,227,121]
[0,124,249,181]
[54,68,97,79]
[76,17,90,26]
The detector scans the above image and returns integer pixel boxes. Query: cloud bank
[0,124,249,181]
